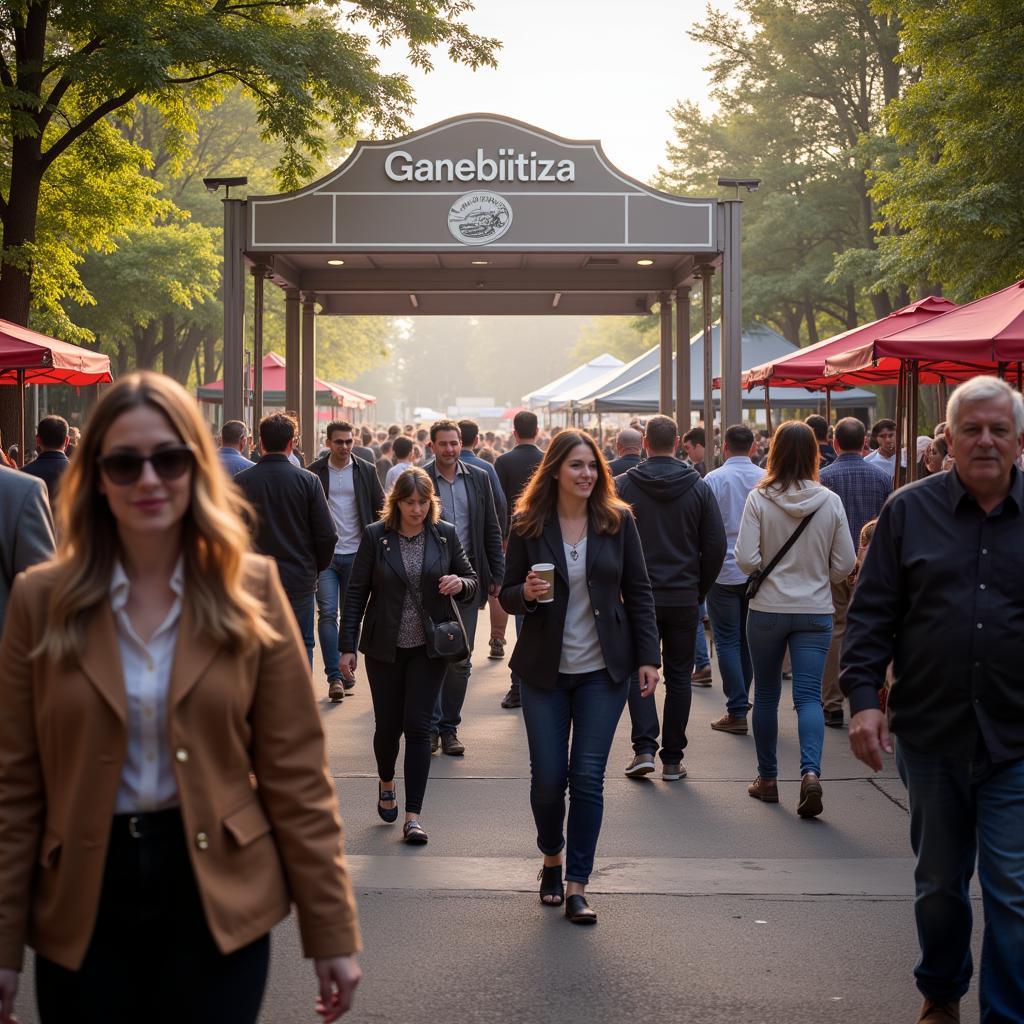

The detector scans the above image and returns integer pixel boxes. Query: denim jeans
[432,600,480,735]
[508,614,524,693]
[746,610,832,778]
[705,582,753,717]
[286,590,315,670]
[627,603,698,762]
[520,669,629,884]
[896,739,1024,1019]
[316,552,356,682]
[694,600,710,669]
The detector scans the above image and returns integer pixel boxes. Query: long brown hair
[759,420,820,493]
[38,372,273,664]
[380,467,441,531]
[512,430,630,538]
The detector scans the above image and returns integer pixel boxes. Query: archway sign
[220,114,743,457]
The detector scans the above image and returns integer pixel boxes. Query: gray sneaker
[624,752,656,777]
[662,762,687,781]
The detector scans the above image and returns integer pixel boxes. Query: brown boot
[747,776,778,803]
[797,772,823,818]
[916,998,960,1023]
[710,713,748,735]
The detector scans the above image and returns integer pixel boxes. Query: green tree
[0,0,499,438]
[868,0,1024,299]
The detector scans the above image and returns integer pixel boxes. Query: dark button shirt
[840,467,1024,760]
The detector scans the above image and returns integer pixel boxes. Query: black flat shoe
[377,787,398,823]
[565,894,597,925]
[538,864,564,906]
[403,820,428,845]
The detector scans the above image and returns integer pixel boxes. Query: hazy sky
[372,0,729,185]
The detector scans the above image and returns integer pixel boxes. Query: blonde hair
[39,371,275,664]
[381,467,441,531]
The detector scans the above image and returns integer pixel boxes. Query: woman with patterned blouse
[340,469,477,845]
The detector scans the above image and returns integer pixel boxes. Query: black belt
[111,807,181,840]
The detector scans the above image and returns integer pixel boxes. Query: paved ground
[19,618,984,1023]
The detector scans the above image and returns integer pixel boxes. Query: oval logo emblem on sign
[447,191,513,245]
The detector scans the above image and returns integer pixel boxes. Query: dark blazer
[495,443,543,533]
[21,450,69,503]
[235,454,337,595]
[499,513,660,689]
[424,460,504,608]
[306,453,385,533]
[340,520,478,663]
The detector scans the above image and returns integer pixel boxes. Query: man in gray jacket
[0,464,56,633]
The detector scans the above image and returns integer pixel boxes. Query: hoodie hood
[762,480,832,518]
[622,456,701,502]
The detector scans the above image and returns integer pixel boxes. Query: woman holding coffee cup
[500,431,660,925]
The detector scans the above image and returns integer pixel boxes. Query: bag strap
[758,506,819,583]
[401,526,466,633]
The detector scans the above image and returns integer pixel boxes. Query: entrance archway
[220,114,743,457]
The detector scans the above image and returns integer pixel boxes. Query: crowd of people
[0,373,1022,1024]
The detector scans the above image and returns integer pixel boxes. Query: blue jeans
[746,610,832,778]
[316,552,355,682]
[705,582,752,717]
[896,740,1024,1019]
[432,601,480,735]
[520,669,629,884]
[286,591,315,670]
[694,600,710,669]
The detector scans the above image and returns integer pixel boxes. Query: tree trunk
[804,305,820,346]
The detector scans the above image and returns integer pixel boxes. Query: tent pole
[825,387,832,425]
[894,361,906,491]
[764,388,773,435]
[908,361,920,483]
[1018,363,1023,393]
[16,368,25,467]
[937,379,948,418]
[997,361,1008,382]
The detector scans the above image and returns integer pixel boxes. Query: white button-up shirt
[110,558,184,814]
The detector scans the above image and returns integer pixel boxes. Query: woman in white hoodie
[735,421,856,818]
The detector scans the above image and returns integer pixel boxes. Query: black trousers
[365,644,448,813]
[627,603,699,763]
[36,809,269,1024]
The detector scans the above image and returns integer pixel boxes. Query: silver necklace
[566,522,587,561]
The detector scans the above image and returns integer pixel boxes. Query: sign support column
[301,292,317,462]
[720,200,743,431]
[676,286,691,429]
[284,288,301,417]
[659,292,673,415]
[222,198,246,423]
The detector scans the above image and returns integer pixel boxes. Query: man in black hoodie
[615,415,727,780]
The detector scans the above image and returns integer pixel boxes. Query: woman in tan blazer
[0,372,362,1024]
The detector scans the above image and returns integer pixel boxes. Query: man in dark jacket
[21,415,70,503]
[616,415,726,780]
[236,413,337,669]
[607,427,644,476]
[494,411,544,708]
[425,419,505,755]
[307,420,385,700]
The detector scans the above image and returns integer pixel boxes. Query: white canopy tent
[522,352,623,410]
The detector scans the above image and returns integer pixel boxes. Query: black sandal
[565,893,597,925]
[538,864,564,907]
[403,820,428,845]
[377,786,398,823]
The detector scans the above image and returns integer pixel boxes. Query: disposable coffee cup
[531,563,555,603]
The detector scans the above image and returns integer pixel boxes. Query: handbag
[403,528,471,663]
[745,507,818,600]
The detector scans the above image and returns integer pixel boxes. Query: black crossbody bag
[745,508,818,600]
[403,527,470,663]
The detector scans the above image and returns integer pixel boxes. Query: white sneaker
[624,752,656,777]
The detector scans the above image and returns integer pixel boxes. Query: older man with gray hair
[842,375,1024,1024]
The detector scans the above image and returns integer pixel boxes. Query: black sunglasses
[97,446,195,485]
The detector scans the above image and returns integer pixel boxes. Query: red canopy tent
[198,352,374,411]
[714,297,957,429]
[0,319,112,465]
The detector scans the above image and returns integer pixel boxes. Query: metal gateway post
[301,293,317,463]
[676,286,691,430]
[700,265,715,454]
[659,292,673,415]
[221,198,247,423]
[719,200,743,432]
